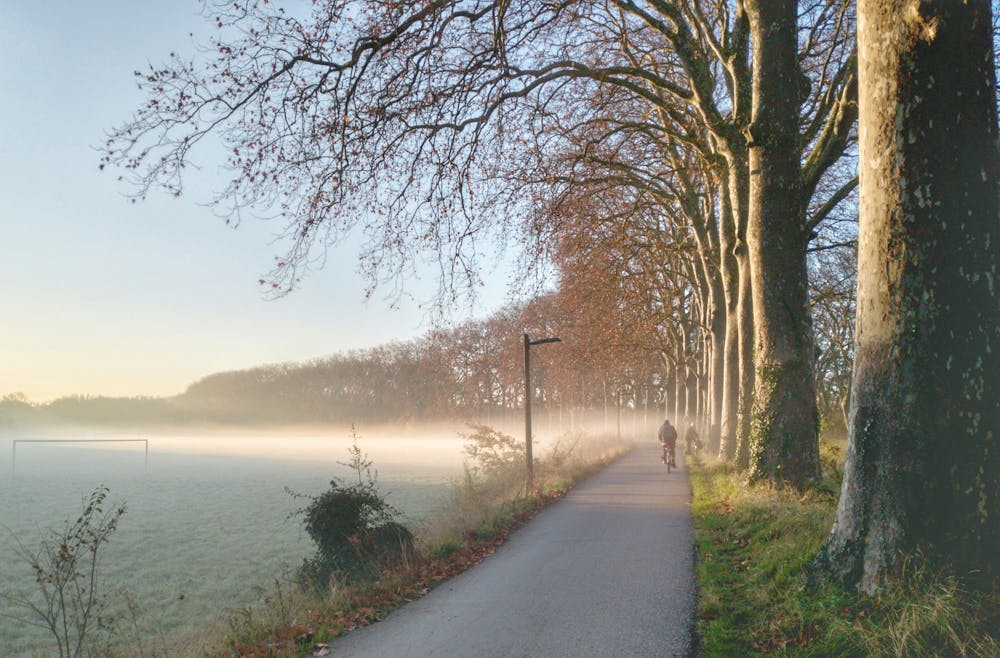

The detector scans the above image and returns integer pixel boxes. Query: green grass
[690,446,998,657]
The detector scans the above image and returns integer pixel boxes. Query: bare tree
[809,245,856,432]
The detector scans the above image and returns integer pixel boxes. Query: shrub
[289,436,412,588]
[543,433,581,470]
[460,423,524,478]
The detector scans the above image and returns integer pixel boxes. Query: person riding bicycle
[685,423,702,455]
[658,418,678,467]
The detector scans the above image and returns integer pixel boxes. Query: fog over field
[0,424,477,655]
[0,415,626,656]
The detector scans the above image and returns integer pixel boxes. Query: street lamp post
[524,332,561,491]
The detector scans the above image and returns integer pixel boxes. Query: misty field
[0,427,474,656]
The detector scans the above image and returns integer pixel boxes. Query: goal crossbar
[11,439,148,473]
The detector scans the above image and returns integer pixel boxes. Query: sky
[0,1,511,403]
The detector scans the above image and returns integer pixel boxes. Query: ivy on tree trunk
[744,0,821,490]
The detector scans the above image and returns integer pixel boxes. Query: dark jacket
[658,421,678,445]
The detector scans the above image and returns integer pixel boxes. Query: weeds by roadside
[1,485,127,658]
[211,428,630,657]
[690,447,998,657]
[285,432,413,589]
[1,486,180,658]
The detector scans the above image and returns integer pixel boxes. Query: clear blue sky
[0,1,511,402]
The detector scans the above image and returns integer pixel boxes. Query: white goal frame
[11,439,148,474]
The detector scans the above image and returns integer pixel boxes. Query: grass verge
[207,432,630,658]
[690,443,998,657]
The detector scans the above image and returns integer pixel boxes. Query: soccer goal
[11,439,148,474]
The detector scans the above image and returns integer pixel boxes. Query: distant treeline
[2,285,853,430]
[0,296,648,428]
[0,393,187,427]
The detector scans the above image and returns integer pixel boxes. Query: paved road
[325,444,696,657]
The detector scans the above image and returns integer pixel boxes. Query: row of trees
[104,0,858,487]
[0,288,760,427]
[100,0,995,593]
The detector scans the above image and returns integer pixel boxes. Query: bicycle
[661,442,675,473]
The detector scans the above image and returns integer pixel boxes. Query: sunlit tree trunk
[674,338,686,423]
[663,355,676,424]
[744,0,821,489]
[817,0,998,592]
[699,333,708,426]
[686,365,698,425]
[707,278,726,454]
[711,3,756,470]
[730,166,755,471]
[712,144,756,470]
[718,154,751,464]
[718,245,740,461]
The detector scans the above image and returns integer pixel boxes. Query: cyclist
[658,418,678,468]
[685,423,702,455]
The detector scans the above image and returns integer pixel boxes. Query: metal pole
[643,387,649,431]
[524,332,533,491]
[523,333,561,491]
[617,389,622,442]
[630,390,635,436]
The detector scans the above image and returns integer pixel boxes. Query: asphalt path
[323,443,696,657]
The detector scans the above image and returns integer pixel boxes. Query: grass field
[0,430,466,656]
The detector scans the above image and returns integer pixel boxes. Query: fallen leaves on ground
[222,488,569,657]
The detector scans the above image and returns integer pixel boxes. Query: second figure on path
[685,424,701,455]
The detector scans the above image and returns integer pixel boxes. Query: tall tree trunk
[674,340,685,424]
[686,366,698,426]
[718,171,741,461]
[708,280,726,454]
[700,334,709,424]
[663,355,676,424]
[730,157,755,470]
[744,0,821,489]
[736,255,755,470]
[816,0,998,593]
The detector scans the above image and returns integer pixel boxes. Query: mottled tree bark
[708,276,726,454]
[817,0,998,592]
[719,166,743,462]
[734,241,754,470]
[744,0,821,488]
[686,366,698,425]
[674,340,685,424]
[723,150,756,469]
[662,358,676,423]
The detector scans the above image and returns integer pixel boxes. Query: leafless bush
[1,485,127,658]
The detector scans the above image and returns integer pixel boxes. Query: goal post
[11,439,148,474]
